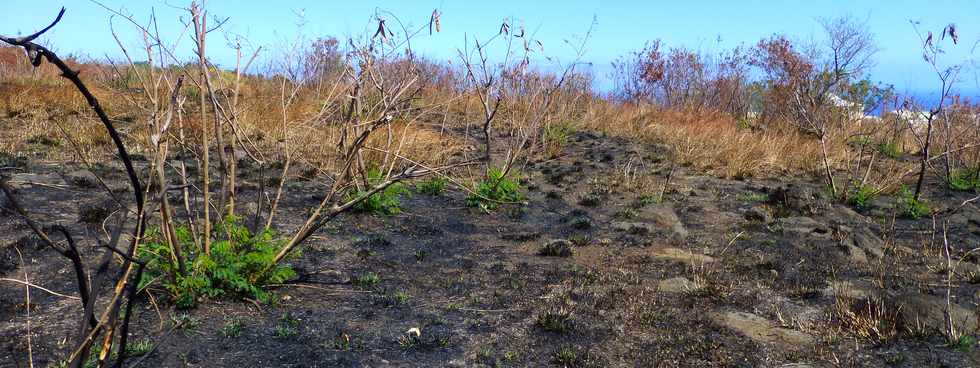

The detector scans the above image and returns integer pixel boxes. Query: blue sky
[1,0,978,97]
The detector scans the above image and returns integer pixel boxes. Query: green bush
[877,141,902,159]
[949,168,980,191]
[139,216,296,308]
[896,186,930,220]
[543,121,575,157]
[847,184,876,209]
[350,168,411,216]
[415,177,448,195]
[467,166,523,211]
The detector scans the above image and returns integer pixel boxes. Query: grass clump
[221,318,245,338]
[467,166,523,211]
[274,312,300,338]
[352,272,381,289]
[536,307,574,333]
[539,240,574,257]
[955,335,978,352]
[139,216,296,309]
[736,192,768,203]
[124,339,154,357]
[896,186,930,220]
[948,168,980,191]
[351,168,411,216]
[552,345,579,365]
[415,176,448,195]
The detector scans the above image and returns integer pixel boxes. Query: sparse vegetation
[467,167,523,211]
[415,177,449,195]
[139,216,296,308]
[2,2,980,367]
[896,186,930,219]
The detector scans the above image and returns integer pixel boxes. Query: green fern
[467,166,523,211]
[350,168,411,216]
[139,216,295,308]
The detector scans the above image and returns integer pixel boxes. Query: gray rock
[851,227,884,259]
[894,292,979,334]
[612,221,654,235]
[66,169,98,188]
[711,311,815,349]
[770,184,827,214]
[649,204,688,240]
[778,217,831,239]
[842,243,868,264]
[658,276,697,293]
[78,199,116,224]
[7,173,66,190]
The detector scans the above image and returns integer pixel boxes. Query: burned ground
[2,130,980,367]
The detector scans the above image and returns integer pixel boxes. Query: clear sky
[1,0,978,97]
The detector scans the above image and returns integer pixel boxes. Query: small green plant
[536,307,573,333]
[124,339,154,357]
[736,192,768,203]
[847,184,876,209]
[543,121,575,157]
[275,312,300,338]
[568,234,590,247]
[877,141,902,159]
[415,176,448,195]
[139,216,296,308]
[378,289,411,306]
[896,186,930,220]
[552,345,579,365]
[615,207,638,219]
[352,272,381,289]
[170,313,202,334]
[570,217,592,230]
[414,249,426,262]
[351,168,411,216]
[635,193,660,207]
[467,166,523,211]
[221,318,245,338]
[955,335,977,352]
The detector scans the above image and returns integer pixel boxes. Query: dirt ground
[3,130,980,367]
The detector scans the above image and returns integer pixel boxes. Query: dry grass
[581,102,827,178]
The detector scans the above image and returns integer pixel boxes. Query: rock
[66,169,98,188]
[0,194,10,216]
[829,205,866,225]
[6,173,66,190]
[745,205,774,224]
[652,247,715,264]
[711,311,815,349]
[893,292,979,334]
[778,217,831,239]
[612,221,654,235]
[822,279,875,300]
[78,200,116,224]
[769,184,828,215]
[658,277,697,293]
[501,231,541,242]
[649,204,688,240]
[841,243,868,264]
[851,227,884,259]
